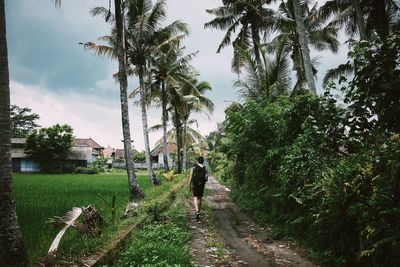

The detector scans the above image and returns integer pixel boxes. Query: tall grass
[13,171,177,263]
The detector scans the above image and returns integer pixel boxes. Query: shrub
[75,167,98,174]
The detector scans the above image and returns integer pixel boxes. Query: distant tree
[10,105,40,138]
[133,150,146,163]
[25,124,74,172]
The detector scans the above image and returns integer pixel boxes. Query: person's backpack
[192,164,207,186]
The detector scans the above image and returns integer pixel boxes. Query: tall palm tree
[292,0,317,94]
[83,1,144,199]
[204,0,276,75]
[0,0,28,265]
[125,0,187,184]
[114,0,145,198]
[267,0,339,90]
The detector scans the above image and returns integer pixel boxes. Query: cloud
[9,80,162,151]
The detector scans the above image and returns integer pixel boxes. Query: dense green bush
[75,166,98,174]
[209,35,400,266]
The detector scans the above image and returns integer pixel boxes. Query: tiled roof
[74,138,103,149]
[115,149,125,158]
[151,143,177,156]
[103,145,115,157]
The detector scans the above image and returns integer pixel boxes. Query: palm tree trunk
[182,120,188,172]
[161,81,169,171]
[251,25,262,98]
[174,108,182,173]
[115,0,144,200]
[353,0,367,40]
[292,0,317,94]
[0,1,28,265]
[138,66,159,185]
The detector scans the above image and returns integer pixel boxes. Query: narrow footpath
[187,176,317,267]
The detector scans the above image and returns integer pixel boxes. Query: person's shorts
[192,183,205,197]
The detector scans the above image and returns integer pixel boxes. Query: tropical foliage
[10,105,40,138]
[25,124,74,173]
[209,32,400,266]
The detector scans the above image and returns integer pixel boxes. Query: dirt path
[187,176,317,267]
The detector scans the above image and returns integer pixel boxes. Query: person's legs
[193,197,199,213]
[198,197,202,212]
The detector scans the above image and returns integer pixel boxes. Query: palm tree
[83,1,144,199]
[125,0,188,184]
[180,80,214,171]
[0,0,28,265]
[114,0,145,198]
[319,0,400,41]
[148,45,197,171]
[204,0,276,74]
[320,0,400,84]
[235,43,291,100]
[266,0,339,90]
[291,0,317,94]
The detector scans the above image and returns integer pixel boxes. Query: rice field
[13,170,179,264]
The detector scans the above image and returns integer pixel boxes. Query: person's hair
[197,156,204,164]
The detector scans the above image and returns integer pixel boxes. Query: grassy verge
[13,170,181,264]
[115,184,191,267]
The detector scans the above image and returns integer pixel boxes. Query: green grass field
[13,170,180,264]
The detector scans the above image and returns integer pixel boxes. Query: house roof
[115,149,125,158]
[151,143,177,156]
[103,145,115,157]
[74,138,103,149]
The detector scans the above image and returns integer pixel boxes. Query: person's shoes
[195,211,201,220]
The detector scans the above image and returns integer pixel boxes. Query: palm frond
[323,61,354,86]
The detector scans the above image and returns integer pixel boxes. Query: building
[11,138,40,172]
[11,137,104,173]
[151,143,177,169]
[70,138,104,164]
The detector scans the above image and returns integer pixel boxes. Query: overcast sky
[5,0,348,150]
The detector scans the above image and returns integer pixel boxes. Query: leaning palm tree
[0,1,28,265]
[291,0,317,94]
[266,0,339,91]
[125,0,188,184]
[204,0,276,75]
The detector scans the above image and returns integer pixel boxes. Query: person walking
[188,156,208,220]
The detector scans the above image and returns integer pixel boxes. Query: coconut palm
[180,80,214,171]
[114,0,145,197]
[0,1,28,265]
[148,45,197,171]
[235,42,291,101]
[291,0,317,94]
[125,0,188,184]
[320,0,400,85]
[319,0,400,41]
[266,0,339,91]
[83,1,144,199]
[0,4,25,263]
[204,0,276,75]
